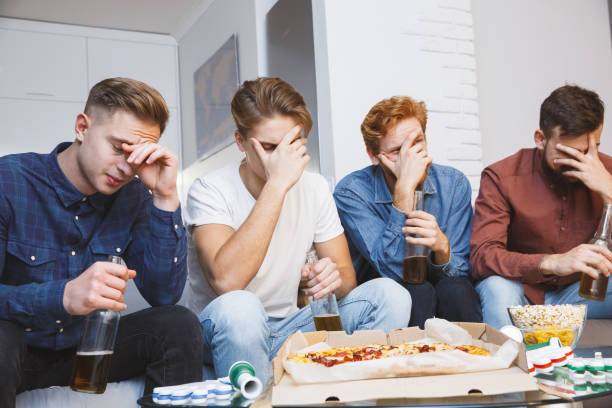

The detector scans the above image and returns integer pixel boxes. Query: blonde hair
[231,77,312,138]
[84,77,169,134]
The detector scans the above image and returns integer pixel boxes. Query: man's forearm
[210,182,287,292]
[393,179,416,213]
[335,266,357,299]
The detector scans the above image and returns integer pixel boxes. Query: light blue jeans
[199,278,412,385]
[476,275,612,329]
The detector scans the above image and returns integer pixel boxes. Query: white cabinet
[0,29,88,101]
[0,99,82,157]
[87,38,178,108]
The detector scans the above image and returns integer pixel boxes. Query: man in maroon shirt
[471,85,612,328]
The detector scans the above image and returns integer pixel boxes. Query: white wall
[313,0,483,198]
[266,0,321,175]
[178,0,262,201]
[473,0,612,166]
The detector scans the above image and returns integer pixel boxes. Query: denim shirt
[0,143,187,350]
[334,163,473,283]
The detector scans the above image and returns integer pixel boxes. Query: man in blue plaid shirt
[0,77,203,406]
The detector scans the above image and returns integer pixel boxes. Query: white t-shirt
[183,162,344,318]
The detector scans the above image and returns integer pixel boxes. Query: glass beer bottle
[403,187,428,284]
[579,203,612,301]
[306,248,343,331]
[70,255,122,393]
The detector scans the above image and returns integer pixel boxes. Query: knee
[401,280,436,303]
[200,291,266,336]
[155,305,203,342]
[476,276,524,307]
[365,278,412,324]
[436,276,478,299]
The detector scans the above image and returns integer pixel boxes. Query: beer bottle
[579,203,612,301]
[70,255,122,393]
[403,186,428,284]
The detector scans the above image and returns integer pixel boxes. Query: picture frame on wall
[193,34,240,161]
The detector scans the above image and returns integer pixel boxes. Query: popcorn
[508,304,586,329]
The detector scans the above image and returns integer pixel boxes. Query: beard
[540,142,583,187]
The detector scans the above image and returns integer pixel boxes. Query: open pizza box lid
[271,322,537,405]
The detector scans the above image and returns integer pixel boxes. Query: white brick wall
[404,0,483,201]
[315,0,484,202]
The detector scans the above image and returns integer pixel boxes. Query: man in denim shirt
[334,96,481,327]
[0,78,202,407]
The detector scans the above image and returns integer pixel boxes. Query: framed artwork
[193,34,240,161]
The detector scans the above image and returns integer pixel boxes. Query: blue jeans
[199,278,411,385]
[399,275,482,328]
[476,275,612,329]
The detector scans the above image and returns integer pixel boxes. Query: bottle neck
[595,204,612,240]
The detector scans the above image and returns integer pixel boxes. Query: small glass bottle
[579,203,612,301]
[70,255,122,393]
[306,248,343,331]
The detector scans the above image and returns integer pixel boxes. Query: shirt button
[174,224,179,230]
[116,248,121,253]
[562,196,566,200]
[30,255,36,261]
[173,257,178,263]
[75,215,79,220]
[25,328,32,332]
[561,227,566,231]
[82,197,87,202]
[71,250,76,256]
[59,328,64,333]
[56,320,61,324]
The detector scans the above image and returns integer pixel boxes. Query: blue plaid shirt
[0,143,187,350]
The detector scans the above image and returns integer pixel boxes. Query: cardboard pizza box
[271,323,538,405]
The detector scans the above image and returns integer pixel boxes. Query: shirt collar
[373,164,437,204]
[47,142,110,210]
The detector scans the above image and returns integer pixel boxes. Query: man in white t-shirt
[185,77,412,384]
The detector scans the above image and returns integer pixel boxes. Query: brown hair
[230,77,312,138]
[361,96,428,154]
[84,77,169,135]
[540,84,604,138]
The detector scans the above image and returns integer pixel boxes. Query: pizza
[286,342,491,367]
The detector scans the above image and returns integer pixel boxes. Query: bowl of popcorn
[507,304,587,348]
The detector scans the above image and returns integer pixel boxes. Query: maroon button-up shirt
[470,148,612,304]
